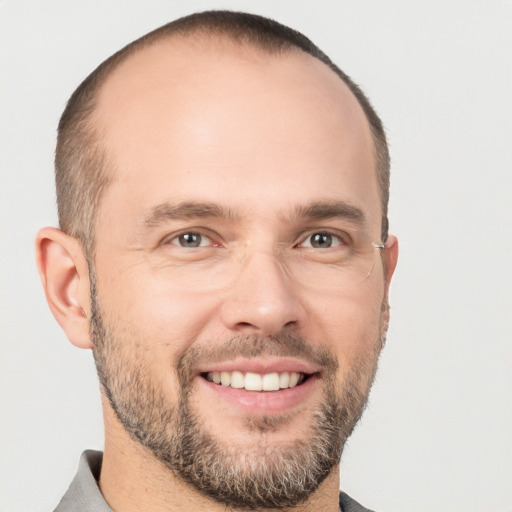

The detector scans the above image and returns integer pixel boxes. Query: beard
[89,277,383,510]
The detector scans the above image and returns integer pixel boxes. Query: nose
[220,250,305,336]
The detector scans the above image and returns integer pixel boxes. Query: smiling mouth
[201,371,311,391]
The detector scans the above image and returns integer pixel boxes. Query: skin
[36,36,398,512]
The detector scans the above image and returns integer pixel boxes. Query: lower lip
[197,374,319,414]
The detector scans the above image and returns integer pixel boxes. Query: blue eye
[171,232,211,248]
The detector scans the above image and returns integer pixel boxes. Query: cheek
[304,281,385,365]
[97,268,222,363]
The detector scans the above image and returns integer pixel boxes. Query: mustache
[175,333,339,382]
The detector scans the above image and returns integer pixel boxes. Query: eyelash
[296,231,349,249]
[163,231,217,248]
[162,230,350,249]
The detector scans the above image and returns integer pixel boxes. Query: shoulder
[339,491,378,512]
[53,451,112,512]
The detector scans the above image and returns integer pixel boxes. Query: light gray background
[1,1,511,511]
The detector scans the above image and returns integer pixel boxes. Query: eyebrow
[144,201,238,228]
[143,199,366,229]
[289,200,366,226]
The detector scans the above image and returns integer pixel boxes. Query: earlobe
[35,227,92,349]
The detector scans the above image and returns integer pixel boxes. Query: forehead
[93,36,380,234]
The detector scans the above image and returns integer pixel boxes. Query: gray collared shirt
[54,451,112,512]
[54,450,374,512]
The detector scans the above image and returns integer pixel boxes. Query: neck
[99,402,341,512]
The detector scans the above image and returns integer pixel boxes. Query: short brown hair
[55,10,390,257]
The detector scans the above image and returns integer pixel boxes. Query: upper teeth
[205,371,304,391]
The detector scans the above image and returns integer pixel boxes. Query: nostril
[234,322,256,330]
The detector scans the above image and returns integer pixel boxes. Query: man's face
[89,39,394,507]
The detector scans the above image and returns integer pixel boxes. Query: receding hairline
[72,13,326,105]
[91,25,362,123]
[86,26,378,169]
[95,30,373,142]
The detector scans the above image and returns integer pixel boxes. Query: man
[36,10,398,512]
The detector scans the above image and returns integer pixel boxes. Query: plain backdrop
[1,1,511,511]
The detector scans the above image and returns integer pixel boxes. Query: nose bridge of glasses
[225,238,299,287]
[231,238,286,267]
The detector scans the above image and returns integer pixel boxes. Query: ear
[380,235,399,335]
[383,235,399,289]
[35,227,92,349]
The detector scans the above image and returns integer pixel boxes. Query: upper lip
[195,357,318,376]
